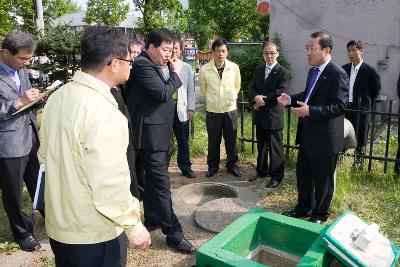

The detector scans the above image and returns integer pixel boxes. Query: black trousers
[49,233,127,267]
[138,149,184,242]
[206,110,238,170]
[345,103,369,148]
[256,127,284,181]
[0,137,39,241]
[295,144,338,220]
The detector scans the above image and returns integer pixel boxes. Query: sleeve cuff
[124,221,145,238]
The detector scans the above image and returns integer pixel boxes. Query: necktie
[305,67,320,100]
[265,67,271,80]
[12,69,21,95]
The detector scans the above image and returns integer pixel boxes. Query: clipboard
[12,80,62,115]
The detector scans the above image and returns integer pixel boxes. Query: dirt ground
[0,157,268,267]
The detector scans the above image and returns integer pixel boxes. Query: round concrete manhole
[172,182,239,224]
[195,198,254,233]
[178,183,238,206]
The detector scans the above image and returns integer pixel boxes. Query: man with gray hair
[0,31,41,252]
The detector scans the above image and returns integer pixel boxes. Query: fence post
[368,100,376,172]
[285,107,291,160]
[251,106,255,155]
[383,100,393,174]
[240,91,245,154]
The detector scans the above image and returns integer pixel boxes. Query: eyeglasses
[108,58,134,66]
[5,50,33,63]
[263,52,277,55]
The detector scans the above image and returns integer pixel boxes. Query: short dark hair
[128,39,142,52]
[212,38,229,51]
[80,26,129,71]
[173,37,184,51]
[262,41,279,52]
[145,28,174,49]
[1,31,36,55]
[311,31,333,51]
[346,40,363,50]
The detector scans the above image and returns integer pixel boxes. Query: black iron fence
[237,91,400,174]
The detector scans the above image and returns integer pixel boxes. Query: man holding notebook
[0,31,42,252]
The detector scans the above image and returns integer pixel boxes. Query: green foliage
[0,242,20,255]
[0,0,15,37]
[228,45,264,99]
[187,0,270,48]
[133,0,187,36]
[0,0,80,38]
[43,0,81,24]
[36,25,81,82]
[14,0,37,35]
[186,1,216,50]
[84,0,129,26]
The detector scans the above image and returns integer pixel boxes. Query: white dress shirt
[349,60,363,103]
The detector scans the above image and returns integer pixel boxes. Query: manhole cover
[195,198,254,233]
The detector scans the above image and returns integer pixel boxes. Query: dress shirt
[349,60,363,103]
[265,61,278,79]
[38,70,144,244]
[199,58,241,113]
[0,61,21,94]
[305,58,331,104]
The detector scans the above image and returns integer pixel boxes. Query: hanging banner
[257,0,270,14]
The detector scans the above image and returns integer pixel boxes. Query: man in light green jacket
[199,38,241,178]
[38,26,150,266]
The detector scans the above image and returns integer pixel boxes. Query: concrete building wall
[270,0,400,108]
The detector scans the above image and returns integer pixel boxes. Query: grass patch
[0,187,47,250]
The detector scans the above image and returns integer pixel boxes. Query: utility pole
[35,0,45,35]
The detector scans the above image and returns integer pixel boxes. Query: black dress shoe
[282,210,309,218]
[206,169,218,178]
[227,167,241,177]
[308,217,326,225]
[166,237,196,254]
[16,234,41,252]
[266,179,280,188]
[182,169,196,179]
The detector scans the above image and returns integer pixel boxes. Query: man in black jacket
[125,28,195,254]
[250,41,289,188]
[342,40,381,168]
[278,32,349,224]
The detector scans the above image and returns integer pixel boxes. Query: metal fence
[237,91,400,174]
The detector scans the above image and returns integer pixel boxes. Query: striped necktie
[305,67,320,100]
[265,66,271,80]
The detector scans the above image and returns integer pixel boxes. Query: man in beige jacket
[38,26,150,266]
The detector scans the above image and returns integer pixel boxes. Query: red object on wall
[257,0,270,14]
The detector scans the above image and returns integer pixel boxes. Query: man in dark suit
[342,40,381,168]
[125,28,195,254]
[249,41,289,188]
[111,40,144,200]
[278,31,349,224]
[0,31,42,251]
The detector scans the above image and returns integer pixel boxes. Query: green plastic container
[196,208,333,267]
